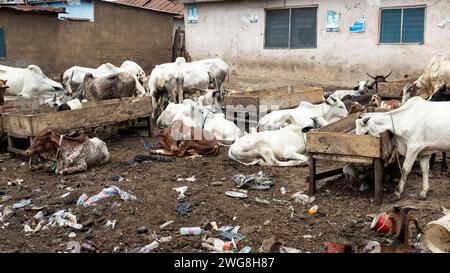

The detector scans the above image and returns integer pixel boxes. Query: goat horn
[384,70,393,79]
[366,73,376,79]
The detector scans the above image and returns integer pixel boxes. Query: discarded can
[280,187,286,196]
[180,227,203,235]
[308,205,318,215]
[370,213,392,233]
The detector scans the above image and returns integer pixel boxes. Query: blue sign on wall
[187,4,198,24]
[349,18,365,32]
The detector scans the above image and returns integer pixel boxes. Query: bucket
[370,213,392,233]
[422,214,450,253]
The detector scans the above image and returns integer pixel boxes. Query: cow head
[367,70,392,83]
[25,128,61,160]
[355,115,381,136]
[22,65,66,103]
[0,79,9,105]
[324,96,348,122]
[401,82,419,104]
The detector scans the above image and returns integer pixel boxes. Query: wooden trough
[224,85,324,131]
[2,97,152,155]
[306,110,394,205]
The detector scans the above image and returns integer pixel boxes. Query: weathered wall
[183,0,450,87]
[0,1,174,79]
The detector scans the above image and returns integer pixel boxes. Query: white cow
[176,59,217,96]
[257,96,347,131]
[156,101,241,145]
[328,81,372,100]
[176,57,229,90]
[355,96,450,199]
[228,118,326,167]
[197,90,222,113]
[61,61,146,97]
[0,64,65,104]
[147,63,184,118]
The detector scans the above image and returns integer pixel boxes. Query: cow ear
[353,86,359,91]
[367,85,374,90]
[302,126,314,133]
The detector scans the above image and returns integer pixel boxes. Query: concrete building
[0,0,176,78]
[179,0,450,87]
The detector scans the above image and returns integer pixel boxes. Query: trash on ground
[218,230,246,242]
[422,213,450,253]
[211,182,223,186]
[240,246,252,253]
[81,243,101,253]
[172,186,188,199]
[231,172,274,190]
[303,234,314,239]
[292,192,315,205]
[255,197,270,204]
[0,206,13,221]
[33,220,45,233]
[12,199,32,209]
[23,224,33,233]
[68,232,76,238]
[370,212,392,233]
[1,195,12,202]
[60,192,70,199]
[308,205,319,215]
[159,220,174,229]
[77,186,137,206]
[44,209,83,230]
[225,191,247,199]
[7,179,23,186]
[106,220,116,229]
[175,200,192,216]
[280,187,287,196]
[76,194,89,206]
[109,175,124,182]
[66,241,81,253]
[180,227,203,235]
[186,175,196,182]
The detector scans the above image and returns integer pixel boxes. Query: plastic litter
[175,200,192,216]
[76,193,89,206]
[240,246,252,253]
[225,191,247,199]
[180,227,203,235]
[280,187,287,196]
[60,192,70,199]
[255,197,270,204]
[219,230,246,242]
[34,211,44,220]
[68,232,76,238]
[308,205,319,215]
[33,220,45,233]
[159,220,174,229]
[77,186,137,206]
[186,176,196,182]
[44,209,83,230]
[23,224,33,233]
[231,172,275,190]
[12,199,32,209]
[66,241,81,253]
[173,186,188,199]
[115,154,174,168]
[292,192,315,205]
[106,220,116,229]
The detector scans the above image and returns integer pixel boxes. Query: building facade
[0,0,175,78]
[180,0,450,87]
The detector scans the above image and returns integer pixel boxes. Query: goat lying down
[25,128,110,175]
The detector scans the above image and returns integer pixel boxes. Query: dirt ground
[0,135,449,253]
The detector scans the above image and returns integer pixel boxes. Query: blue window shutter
[0,28,5,58]
[265,9,289,48]
[402,8,425,43]
[380,9,401,43]
[290,8,317,48]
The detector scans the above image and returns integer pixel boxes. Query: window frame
[378,5,426,45]
[0,27,5,60]
[264,5,318,49]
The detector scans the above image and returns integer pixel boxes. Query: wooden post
[308,153,316,195]
[147,116,153,137]
[374,158,383,205]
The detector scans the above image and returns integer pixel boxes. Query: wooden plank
[307,131,381,158]
[308,154,316,195]
[317,112,362,133]
[374,158,383,205]
[311,153,374,164]
[2,97,152,137]
[306,168,343,181]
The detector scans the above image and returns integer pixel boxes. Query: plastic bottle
[308,205,318,215]
[280,187,287,196]
[180,227,204,235]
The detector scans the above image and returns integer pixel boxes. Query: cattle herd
[1,54,450,201]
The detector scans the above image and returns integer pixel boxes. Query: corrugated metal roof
[114,0,183,18]
[0,4,65,13]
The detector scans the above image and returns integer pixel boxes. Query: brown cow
[371,95,401,110]
[25,128,110,174]
[0,79,9,105]
[79,72,137,101]
[150,119,220,157]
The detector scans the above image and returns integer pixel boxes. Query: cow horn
[362,117,370,124]
[330,96,337,102]
[366,73,376,79]
[384,70,392,79]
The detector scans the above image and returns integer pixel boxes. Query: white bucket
[422,214,450,253]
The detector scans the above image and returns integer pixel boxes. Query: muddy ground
[0,135,449,253]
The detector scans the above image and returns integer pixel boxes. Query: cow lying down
[229,117,326,167]
[149,120,220,157]
[25,128,110,175]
